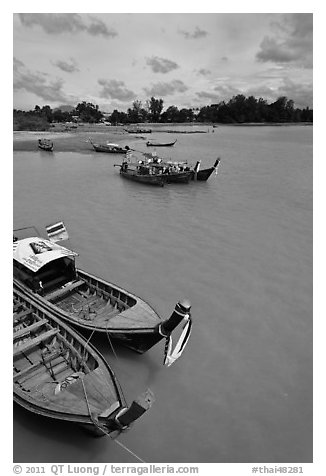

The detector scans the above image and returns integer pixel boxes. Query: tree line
[13,95,313,131]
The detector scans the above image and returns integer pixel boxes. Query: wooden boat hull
[165,171,192,183]
[146,140,176,147]
[13,289,129,436]
[89,139,128,154]
[91,144,128,154]
[120,169,166,186]
[13,268,165,354]
[125,129,152,134]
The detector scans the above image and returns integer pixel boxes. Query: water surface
[13,125,313,463]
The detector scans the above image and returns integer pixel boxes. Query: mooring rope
[113,439,146,463]
[80,377,146,463]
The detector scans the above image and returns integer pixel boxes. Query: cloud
[178,26,208,39]
[275,78,313,108]
[144,80,188,96]
[256,13,312,68]
[18,13,118,38]
[52,59,79,73]
[14,68,70,103]
[196,68,211,77]
[98,79,137,102]
[14,57,25,72]
[146,56,179,74]
[196,91,221,102]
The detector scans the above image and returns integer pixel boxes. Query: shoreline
[13,122,313,153]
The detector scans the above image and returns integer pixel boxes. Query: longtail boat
[124,128,152,134]
[13,227,192,361]
[146,140,177,147]
[138,152,220,184]
[89,139,129,154]
[38,139,53,151]
[13,288,154,436]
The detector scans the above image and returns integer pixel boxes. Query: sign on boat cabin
[13,236,78,294]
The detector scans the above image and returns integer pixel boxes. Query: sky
[12,11,313,113]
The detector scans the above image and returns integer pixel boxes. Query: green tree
[148,97,164,122]
[75,101,103,123]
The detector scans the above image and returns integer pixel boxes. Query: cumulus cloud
[144,80,188,96]
[196,91,221,102]
[196,68,211,77]
[178,26,208,39]
[98,79,137,102]
[275,78,313,108]
[14,68,70,103]
[14,57,25,71]
[146,56,179,74]
[52,59,79,73]
[18,13,118,38]
[256,13,312,68]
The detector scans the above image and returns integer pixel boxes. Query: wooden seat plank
[13,318,48,339]
[13,329,59,357]
[46,280,85,301]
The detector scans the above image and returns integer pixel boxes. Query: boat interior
[14,257,137,323]
[13,294,97,396]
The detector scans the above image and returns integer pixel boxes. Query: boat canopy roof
[106,143,120,147]
[13,236,78,272]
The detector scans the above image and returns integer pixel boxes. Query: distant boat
[124,128,152,134]
[13,287,154,437]
[89,139,129,154]
[38,139,53,151]
[146,140,177,147]
[13,227,192,358]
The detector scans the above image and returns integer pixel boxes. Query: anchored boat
[146,140,177,147]
[89,139,129,154]
[38,139,53,151]
[13,225,192,360]
[13,288,154,436]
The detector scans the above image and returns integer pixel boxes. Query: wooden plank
[13,329,59,357]
[46,280,85,302]
[13,309,32,321]
[13,349,63,382]
[13,319,48,340]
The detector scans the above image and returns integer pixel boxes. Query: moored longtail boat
[13,288,154,436]
[146,140,177,147]
[38,139,53,151]
[124,128,152,134]
[13,226,192,361]
[138,152,220,183]
[89,139,129,154]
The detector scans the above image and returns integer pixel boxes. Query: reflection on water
[13,125,313,463]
